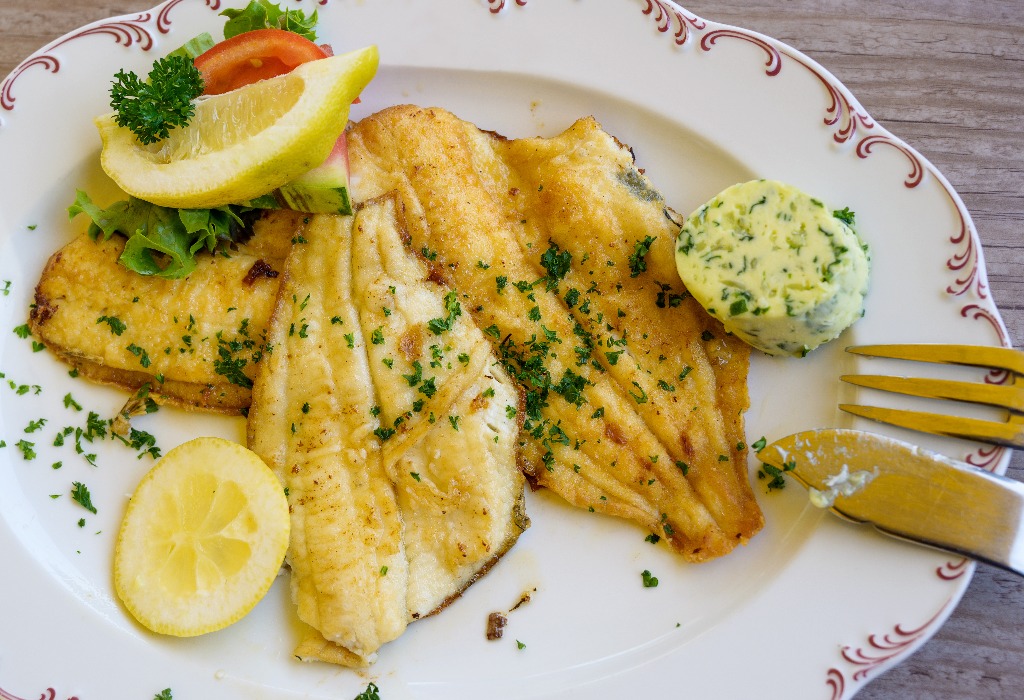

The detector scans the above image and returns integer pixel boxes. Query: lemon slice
[96,46,378,209]
[113,437,290,637]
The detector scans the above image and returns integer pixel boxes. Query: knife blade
[759,428,1024,576]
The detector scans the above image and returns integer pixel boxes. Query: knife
[758,428,1024,576]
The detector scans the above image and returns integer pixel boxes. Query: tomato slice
[194,28,330,96]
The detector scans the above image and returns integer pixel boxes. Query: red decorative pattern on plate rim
[488,0,527,12]
[855,134,925,188]
[825,668,845,700]
[1,14,154,115]
[1,0,324,120]
[828,600,952,697]
[157,0,223,34]
[0,686,77,700]
[936,556,971,581]
[642,0,705,46]
[700,29,782,75]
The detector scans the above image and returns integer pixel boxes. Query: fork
[839,344,1024,448]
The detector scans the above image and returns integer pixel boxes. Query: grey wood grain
[2,1,1022,698]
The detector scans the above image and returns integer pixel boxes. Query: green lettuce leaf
[221,1,318,42]
[68,190,262,279]
[165,32,216,61]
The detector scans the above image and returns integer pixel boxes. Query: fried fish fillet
[346,105,763,560]
[246,198,527,666]
[32,103,760,561]
[28,211,303,412]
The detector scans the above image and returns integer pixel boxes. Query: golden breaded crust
[346,105,763,560]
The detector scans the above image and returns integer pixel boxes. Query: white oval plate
[0,1,1011,699]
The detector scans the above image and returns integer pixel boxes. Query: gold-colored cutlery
[841,344,1024,449]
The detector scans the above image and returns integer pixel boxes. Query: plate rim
[0,1,1012,699]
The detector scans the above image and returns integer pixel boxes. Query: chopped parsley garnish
[426,291,462,335]
[729,298,748,316]
[758,461,795,491]
[112,427,161,460]
[24,418,47,433]
[410,472,421,482]
[418,377,438,398]
[678,366,693,380]
[154,688,173,700]
[833,207,856,226]
[13,324,31,339]
[84,411,109,441]
[126,343,152,368]
[213,336,252,389]
[71,481,97,513]
[371,327,385,345]
[373,427,396,442]
[97,315,127,336]
[539,241,572,289]
[402,361,423,387]
[353,681,381,700]
[629,381,648,404]
[641,569,659,587]
[551,369,588,407]
[15,439,36,460]
[644,533,661,544]
[675,460,689,475]
[628,235,657,277]
[751,436,768,451]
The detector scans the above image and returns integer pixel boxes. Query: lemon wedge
[96,45,378,209]
[113,437,290,637]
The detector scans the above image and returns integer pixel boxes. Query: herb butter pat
[674,180,870,356]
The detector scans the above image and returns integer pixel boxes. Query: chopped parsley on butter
[674,179,870,357]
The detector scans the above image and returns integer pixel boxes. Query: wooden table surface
[2,1,1021,698]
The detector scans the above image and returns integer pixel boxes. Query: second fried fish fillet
[347,105,763,561]
[247,198,526,666]
[29,211,302,412]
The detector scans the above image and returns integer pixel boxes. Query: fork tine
[841,374,1024,413]
[847,344,1024,376]
[839,403,1024,449]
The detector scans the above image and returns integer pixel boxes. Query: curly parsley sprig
[109,55,204,145]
